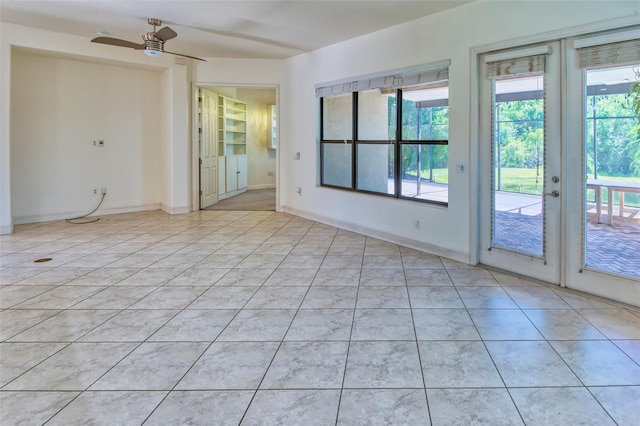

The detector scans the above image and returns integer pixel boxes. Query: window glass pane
[356,143,394,194]
[358,89,396,140]
[323,94,352,140]
[492,75,544,256]
[400,144,448,203]
[402,85,449,140]
[584,64,640,279]
[322,142,352,188]
[495,97,544,195]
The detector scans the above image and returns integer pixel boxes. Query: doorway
[478,31,640,306]
[479,42,562,285]
[194,85,278,211]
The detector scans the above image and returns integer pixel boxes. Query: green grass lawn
[407,167,640,207]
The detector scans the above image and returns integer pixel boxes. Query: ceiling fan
[91,18,206,62]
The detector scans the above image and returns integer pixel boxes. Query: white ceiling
[0,0,473,59]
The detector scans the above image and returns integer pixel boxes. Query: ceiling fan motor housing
[142,33,163,52]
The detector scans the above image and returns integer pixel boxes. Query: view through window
[492,75,545,256]
[320,73,450,205]
[584,64,640,278]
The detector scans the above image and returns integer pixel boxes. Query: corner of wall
[0,222,14,235]
[161,204,191,215]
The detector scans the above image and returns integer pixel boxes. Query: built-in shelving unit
[216,94,248,200]
[218,95,247,156]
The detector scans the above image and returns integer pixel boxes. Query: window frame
[320,87,449,206]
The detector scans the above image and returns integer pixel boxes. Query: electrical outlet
[456,164,466,173]
[101,187,107,195]
[296,187,302,195]
[92,188,99,196]
[294,152,301,160]
[92,140,105,148]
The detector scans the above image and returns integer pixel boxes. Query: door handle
[544,190,560,198]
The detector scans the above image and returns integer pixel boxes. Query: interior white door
[237,155,248,190]
[218,156,226,195]
[226,155,239,192]
[199,88,218,209]
[479,42,562,284]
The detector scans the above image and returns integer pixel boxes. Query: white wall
[237,88,277,190]
[282,0,639,261]
[0,22,192,230]
[10,51,163,223]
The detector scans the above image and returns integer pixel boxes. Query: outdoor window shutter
[316,60,450,97]
[486,55,546,79]
[577,38,640,69]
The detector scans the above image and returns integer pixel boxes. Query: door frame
[469,16,640,305]
[477,41,562,285]
[563,33,640,305]
[191,83,281,213]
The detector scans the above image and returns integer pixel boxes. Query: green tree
[625,69,640,175]
[587,93,636,177]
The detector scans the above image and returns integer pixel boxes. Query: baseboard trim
[247,184,276,190]
[0,223,14,235]
[283,206,470,264]
[13,203,163,225]
[161,204,191,215]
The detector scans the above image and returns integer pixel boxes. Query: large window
[319,63,450,205]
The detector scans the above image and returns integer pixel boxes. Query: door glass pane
[584,65,640,279]
[492,75,545,256]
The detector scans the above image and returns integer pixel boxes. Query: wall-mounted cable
[66,193,106,224]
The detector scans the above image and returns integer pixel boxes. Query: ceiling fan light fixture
[144,49,164,58]
[142,37,164,58]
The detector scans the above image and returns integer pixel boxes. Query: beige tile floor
[1,209,639,425]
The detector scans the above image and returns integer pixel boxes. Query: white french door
[564,33,640,305]
[199,88,218,209]
[479,41,562,284]
[479,32,640,306]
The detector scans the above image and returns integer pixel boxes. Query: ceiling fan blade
[155,26,177,42]
[92,37,144,50]
[164,50,207,62]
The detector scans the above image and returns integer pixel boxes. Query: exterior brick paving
[494,211,640,279]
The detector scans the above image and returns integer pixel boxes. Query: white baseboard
[0,223,14,235]
[283,206,470,264]
[13,203,162,225]
[161,204,191,215]
[247,184,276,190]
